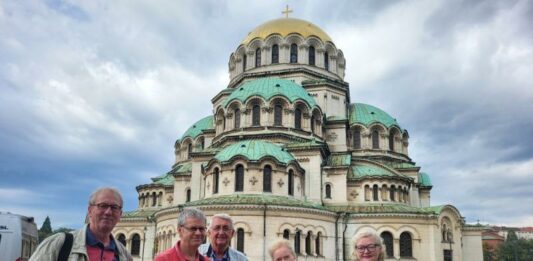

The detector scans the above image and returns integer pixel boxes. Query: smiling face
[208,216,234,250]
[178,217,207,249]
[355,237,382,261]
[87,189,122,235]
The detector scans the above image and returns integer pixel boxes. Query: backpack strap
[57,232,73,261]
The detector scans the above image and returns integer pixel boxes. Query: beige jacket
[29,224,132,261]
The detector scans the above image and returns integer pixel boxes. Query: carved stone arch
[264,34,284,46]
[229,53,236,68]
[268,96,291,107]
[285,34,305,45]
[396,225,421,240]
[233,221,252,235]
[248,38,264,51]
[324,42,338,56]
[305,37,325,50]
[369,123,387,133]
[235,45,247,59]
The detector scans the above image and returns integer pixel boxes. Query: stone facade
[113,17,483,261]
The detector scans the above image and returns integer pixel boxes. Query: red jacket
[154,241,211,261]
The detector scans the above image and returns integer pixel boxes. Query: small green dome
[418,172,432,187]
[222,78,317,108]
[349,103,402,130]
[214,140,295,164]
[181,116,214,140]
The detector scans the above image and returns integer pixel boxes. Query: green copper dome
[222,78,317,108]
[418,172,432,187]
[181,116,214,140]
[349,103,402,130]
[214,140,295,164]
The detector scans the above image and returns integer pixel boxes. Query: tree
[496,231,533,261]
[38,216,53,242]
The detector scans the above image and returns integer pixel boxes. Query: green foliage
[506,230,519,242]
[53,227,75,233]
[496,238,533,261]
[38,216,53,242]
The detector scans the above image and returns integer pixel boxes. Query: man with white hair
[199,213,248,261]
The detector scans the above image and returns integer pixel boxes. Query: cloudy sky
[1,0,532,230]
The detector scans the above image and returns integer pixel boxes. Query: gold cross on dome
[282,5,293,18]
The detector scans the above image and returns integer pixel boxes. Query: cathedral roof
[418,172,432,187]
[241,18,333,45]
[184,194,326,211]
[167,162,192,176]
[222,78,317,108]
[349,103,402,130]
[328,204,448,215]
[181,116,214,140]
[214,140,295,165]
[151,173,174,185]
[349,161,409,180]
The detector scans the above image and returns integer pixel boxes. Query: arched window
[274,103,283,126]
[311,115,316,134]
[294,108,302,130]
[400,232,413,257]
[235,164,244,192]
[199,137,205,150]
[372,130,380,149]
[283,229,290,239]
[372,185,379,201]
[131,234,141,256]
[316,232,321,256]
[389,132,395,151]
[324,51,329,71]
[237,228,245,253]
[187,143,192,159]
[263,165,272,192]
[294,230,301,254]
[152,192,157,206]
[255,48,261,67]
[390,185,396,201]
[381,231,394,258]
[252,105,261,126]
[234,109,241,129]
[353,129,361,149]
[242,54,247,72]
[290,44,298,63]
[117,234,126,247]
[288,170,294,196]
[213,168,219,194]
[325,184,332,199]
[272,44,279,64]
[305,232,312,255]
[186,188,191,202]
[309,46,315,65]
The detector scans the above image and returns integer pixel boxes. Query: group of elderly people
[29,187,385,261]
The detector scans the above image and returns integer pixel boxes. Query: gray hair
[210,213,234,229]
[88,187,123,207]
[351,230,385,261]
[268,239,295,260]
[178,207,206,227]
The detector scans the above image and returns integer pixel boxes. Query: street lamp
[141,226,147,261]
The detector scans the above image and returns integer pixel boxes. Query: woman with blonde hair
[351,230,385,261]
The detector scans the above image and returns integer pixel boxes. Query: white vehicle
[0,212,39,261]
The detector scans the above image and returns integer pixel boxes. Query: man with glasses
[199,214,248,261]
[30,187,132,260]
[155,208,211,261]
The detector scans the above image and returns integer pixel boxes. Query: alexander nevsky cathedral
[113,14,484,261]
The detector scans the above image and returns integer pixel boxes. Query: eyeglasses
[356,244,380,253]
[91,203,122,212]
[181,226,206,233]
[211,226,233,232]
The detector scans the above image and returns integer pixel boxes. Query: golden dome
[241,18,333,45]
